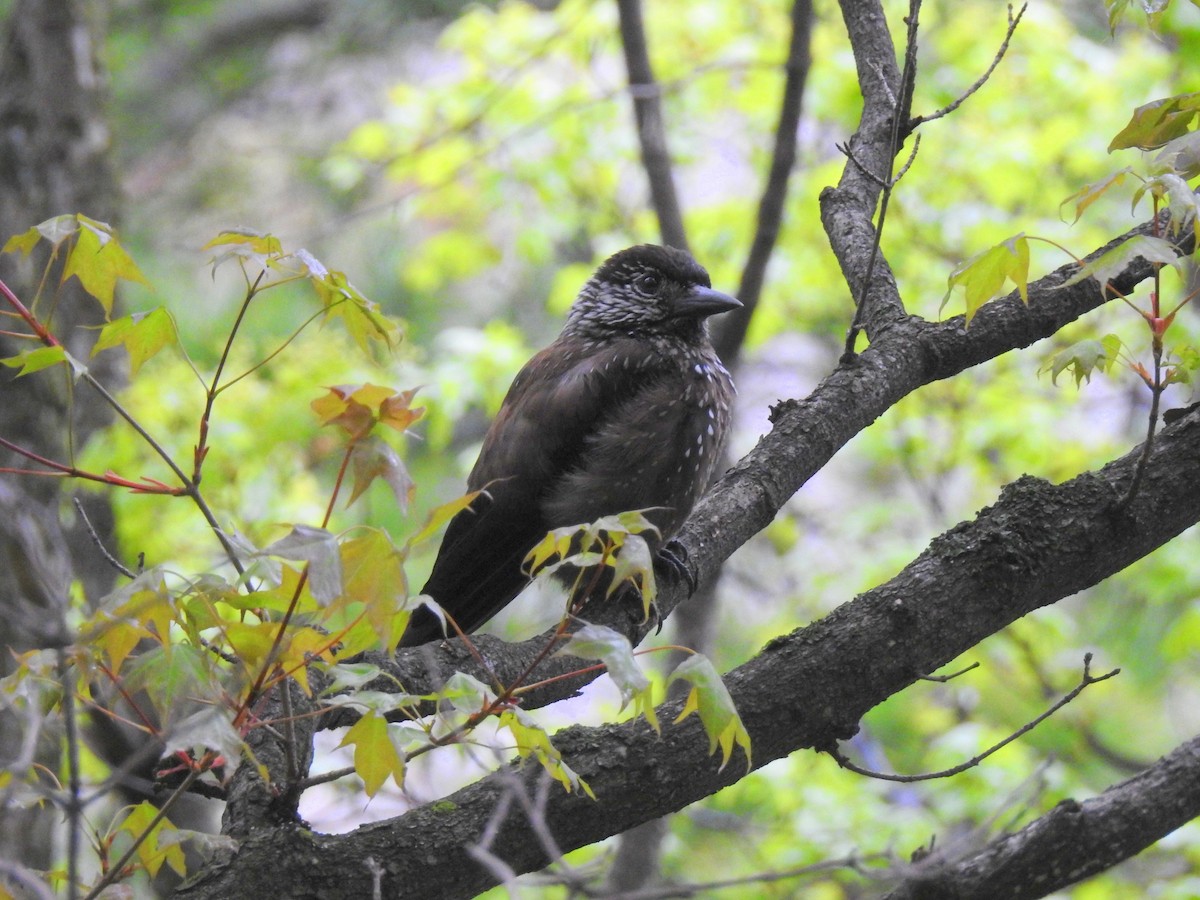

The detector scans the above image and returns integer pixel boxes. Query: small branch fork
[827,654,1119,783]
[841,1,1028,357]
[908,3,1028,129]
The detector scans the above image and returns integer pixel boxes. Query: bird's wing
[403,337,665,645]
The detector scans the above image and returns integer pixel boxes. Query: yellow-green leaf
[61,216,150,315]
[0,345,70,377]
[559,623,650,711]
[1061,234,1183,289]
[668,654,751,772]
[92,307,177,375]
[407,491,483,547]
[116,802,186,878]
[1059,169,1132,224]
[1109,91,1200,152]
[338,711,406,796]
[942,234,1030,326]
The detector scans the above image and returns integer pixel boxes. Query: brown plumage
[400,244,739,647]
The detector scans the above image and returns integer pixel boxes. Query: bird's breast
[540,344,734,542]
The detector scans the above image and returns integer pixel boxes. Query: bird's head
[564,245,741,340]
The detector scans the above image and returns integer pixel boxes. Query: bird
[399,244,740,647]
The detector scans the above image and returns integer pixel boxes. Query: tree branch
[179,378,1200,899]
[616,0,689,251]
[819,0,910,337]
[881,731,1200,899]
[314,214,1193,729]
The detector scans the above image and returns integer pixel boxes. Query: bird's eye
[634,273,662,296]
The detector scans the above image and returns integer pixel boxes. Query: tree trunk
[0,0,118,868]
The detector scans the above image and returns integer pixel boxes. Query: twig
[72,496,135,579]
[0,859,56,900]
[192,269,266,485]
[917,660,979,683]
[81,768,201,900]
[843,0,922,358]
[828,654,1119,783]
[586,852,884,898]
[1120,200,1169,510]
[909,3,1028,128]
[616,0,689,251]
[61,651,81,900]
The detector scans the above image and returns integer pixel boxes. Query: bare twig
[843,0,922,357]
[72,496,135,580]
[909,4,1028,128]
[585,852,884,898]
[917,660,979,683]
[616,0,689,251]
[828,654,1119,783]
[61,651,81,900]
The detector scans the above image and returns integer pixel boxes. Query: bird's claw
[656,540,697,595]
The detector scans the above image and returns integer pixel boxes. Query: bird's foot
[655,539,697,596]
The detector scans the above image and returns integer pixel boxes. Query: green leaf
[942,234,1029,326]
[406,491,483,548]
[338,712,407,796]
[321,662,384,693]
[668,654,751,772]
[92,307,177,375]
[1109,92,1200,152]
[60,215,150,315]
[499,707,594,797]
[559,624,651,711]
[1059,169,1132,224]
[323,689,428,716]
[437,671,496,715]
[310,270,402,356]
[604,533,657,619]
[1104,0,1131,33]
[339,528,409,653]
[2,225,42,257]
[36,214,81,247]
[261,525,343,605]
[1040,335,1123,387]
[1060,234,1183,288]
[0,345,70,377]
[161,708,244,768]
[122,645,213,725]
[1153,131,1200,180]
[116,801,186,878]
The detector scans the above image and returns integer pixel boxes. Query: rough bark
[881,733,1200,899]
[0,0,118,869]
[178,401,1200,899]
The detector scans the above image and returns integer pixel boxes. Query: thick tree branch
[180,397,1200,898]
[616,0,689,251]
[881,732,1200,899]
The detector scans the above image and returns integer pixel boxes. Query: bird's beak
[673,285,742,319]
